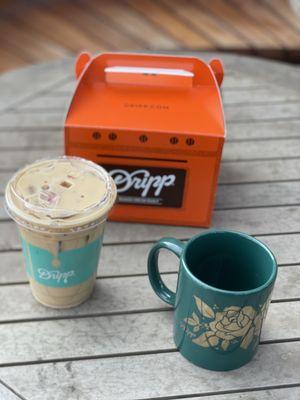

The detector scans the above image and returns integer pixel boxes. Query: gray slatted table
[0,53,299,400]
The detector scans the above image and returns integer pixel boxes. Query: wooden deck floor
[1,0,300,73]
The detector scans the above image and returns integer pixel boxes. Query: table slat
[19,85,300,108]
[0,383,21,400]
[0,139,299,171]
[0,206,299,251]
[0,266,297,322]
[2,101,300,129]
[16,87,300,109]
[1,158,299,192]
[1,180,299,223]
[1,119,300,147]
[182,387,300,400]
[0,59,71,112]
[0,342,298,400]
[156,387,300,400]
[0,233,299,283]
[0,301,297,366]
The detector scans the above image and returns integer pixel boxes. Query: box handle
[209,59,224,86]
[75,52,92,79]
[104,66,194,88]
[75,52,224,88]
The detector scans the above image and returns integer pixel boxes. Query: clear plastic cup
[5,156,117,308]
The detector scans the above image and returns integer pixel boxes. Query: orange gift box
[65,52,225,227]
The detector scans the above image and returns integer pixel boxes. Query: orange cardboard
[65,52,225,227]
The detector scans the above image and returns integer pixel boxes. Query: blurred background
[1,0,300,73]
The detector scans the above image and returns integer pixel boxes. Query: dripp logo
[103,164,186,208]
[110,169,175,197]
[38,268,75,284]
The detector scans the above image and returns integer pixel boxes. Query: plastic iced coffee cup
[5,156,117,308]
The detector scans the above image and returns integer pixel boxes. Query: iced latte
[5,156,116,308]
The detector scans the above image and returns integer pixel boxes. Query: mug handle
[147,237,185,307]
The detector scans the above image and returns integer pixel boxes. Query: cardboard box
[65,53,225,227]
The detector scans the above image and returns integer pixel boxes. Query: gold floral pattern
[182,295,270,351]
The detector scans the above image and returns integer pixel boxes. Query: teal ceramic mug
[147,230,277,371]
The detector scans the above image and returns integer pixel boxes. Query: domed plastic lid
[5,156,116,233]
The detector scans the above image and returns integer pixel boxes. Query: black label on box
[102,164,186,207]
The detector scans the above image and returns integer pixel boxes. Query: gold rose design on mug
[181,295,270,351]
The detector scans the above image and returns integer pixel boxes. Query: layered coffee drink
[5,156,116,308]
